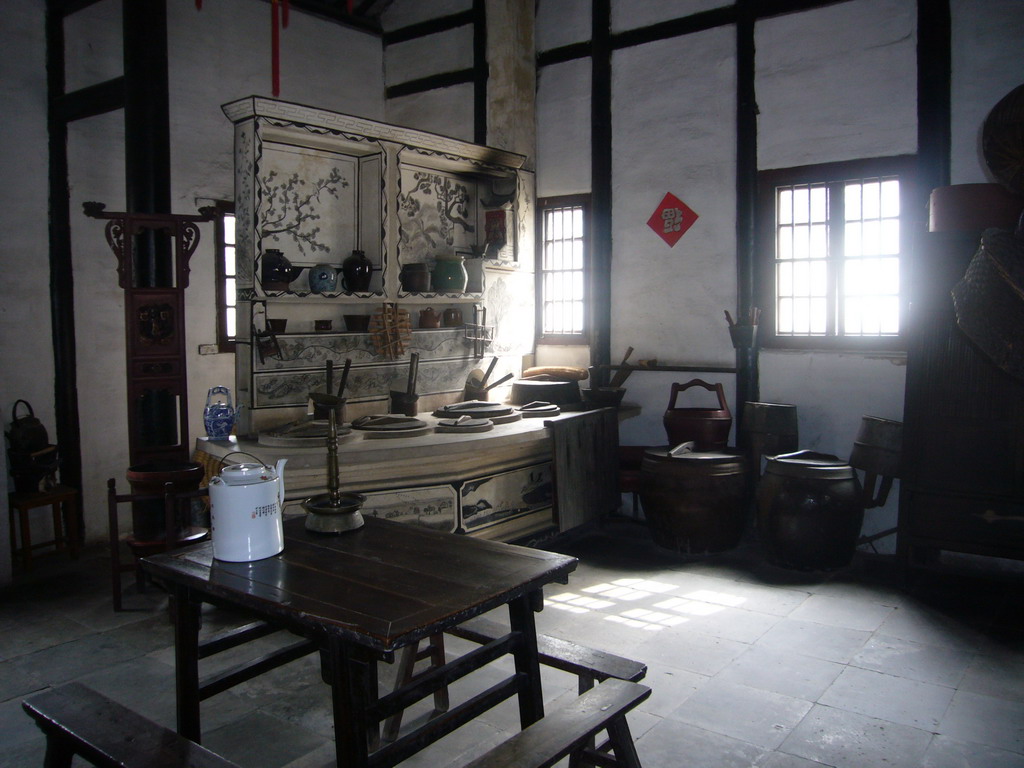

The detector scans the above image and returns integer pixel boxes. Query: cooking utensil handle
[482,356,498,385]
[668,379,729,413]
[407,352,420,395]
[484,372,514,391]
[337,358,352,397]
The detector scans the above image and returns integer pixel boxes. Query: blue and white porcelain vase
[203,386,237,440]
[308,264,339,294]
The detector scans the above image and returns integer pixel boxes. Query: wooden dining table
[141,515,578,768]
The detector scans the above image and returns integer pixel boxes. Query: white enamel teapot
[208,453,287,562]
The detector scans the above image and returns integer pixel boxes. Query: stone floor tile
[754,618,871,663]
[875,603,986,652]
[636,625,749,676]
[787,592,895,632]
[635,716,767,768]
[779,703,933,768]
[938,690,1024,754]
[714,645,843,701]
[202,710,327,768]
[850,633,974,687]
[958,652,1024,703]
[818,665,955,731]
[633,660,708,718]
[754,752,835,768]
[668,677,813,749]
[922,734,1024,768]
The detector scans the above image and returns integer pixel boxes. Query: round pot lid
[219,462,277,485]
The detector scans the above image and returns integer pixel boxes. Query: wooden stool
[8,485,80,571]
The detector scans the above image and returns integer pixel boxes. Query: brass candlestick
[302,392,366,533]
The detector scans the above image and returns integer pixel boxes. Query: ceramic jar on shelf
[341,249,373,292]
[308,264,339,294]
[431,253,467,293]
[400,262,431,292]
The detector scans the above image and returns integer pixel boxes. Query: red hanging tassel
[272,0,280,97]
[195,0,202,9]
[282,0,289,28]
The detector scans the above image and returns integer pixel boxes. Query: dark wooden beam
[386,69,475,99]
[917,0,951,194]
[383,9,473,45]
[52,77,125,122]
[280,0,382,34]
[537,41,592,68]
[473,0,487,145]
[591,0,612,383]
[122,0,171,286]
[46,0,83,505]
[735,0,760,414]
[49,0,105,16]
[612,5,737,50]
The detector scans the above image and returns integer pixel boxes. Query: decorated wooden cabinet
[221,97,535,434]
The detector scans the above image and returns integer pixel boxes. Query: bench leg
[606,716,642,768]
[42,734,75,768]
[381,632,448,743]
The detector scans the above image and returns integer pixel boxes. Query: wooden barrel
[639,449,747,554]
[756,451,863,570]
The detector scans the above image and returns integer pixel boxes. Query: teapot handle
[217,451,271,472]
[207,385,233,408]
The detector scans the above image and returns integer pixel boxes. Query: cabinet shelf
[259,291,386,302]
[398,293,484,303]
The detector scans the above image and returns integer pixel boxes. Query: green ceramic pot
[431,255,467,293]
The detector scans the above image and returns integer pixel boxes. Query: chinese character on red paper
[647,193,698,247]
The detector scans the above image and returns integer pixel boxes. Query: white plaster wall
[536,59,592,197]
[0,1,66,586]
[611,27,738,366]
[536,0,591,51]
[381,0,472,31]
[386,85,476,141]
[386,27,475,85]
[756,0,918,169]
[611,0,725,32]
[0,1,52,451]
[949,0,1024,184]
[2,1,385,547]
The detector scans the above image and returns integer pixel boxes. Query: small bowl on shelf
[581,387,627,408]
[314,320,333,333]
[344,315,371,332]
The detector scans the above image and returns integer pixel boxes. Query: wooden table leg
[170,585,202,743]
[508,592,545,729]
[327,634,372,768]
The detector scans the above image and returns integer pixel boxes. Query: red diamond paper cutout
[647,192,698,247]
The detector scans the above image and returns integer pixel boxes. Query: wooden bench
[450,615,648,694]
[461,678,650,768]
[383,616,648,745]
[22,682,240,768]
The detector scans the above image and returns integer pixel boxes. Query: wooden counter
[197,413,573,542]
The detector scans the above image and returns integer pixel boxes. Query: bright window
[537,195,590,343]
[759,158,914,349]
[214,202,237,352]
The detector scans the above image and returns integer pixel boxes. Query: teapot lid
[219,462,277,485]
